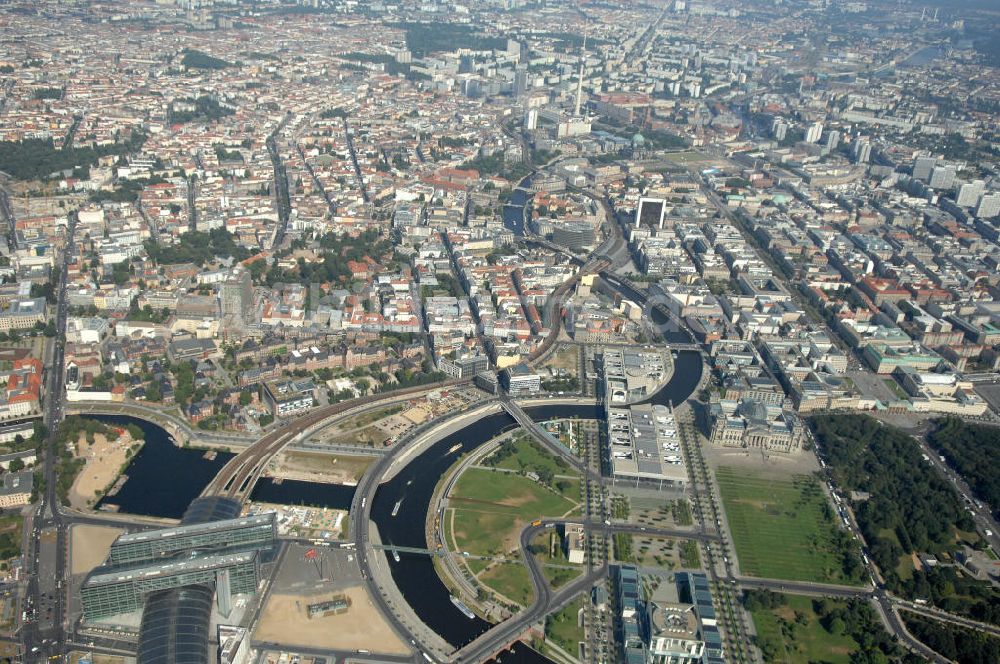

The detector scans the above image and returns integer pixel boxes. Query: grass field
[882,378,909,400]
[494,438,573,479]
[0,514,23,562]
[716,467,859,584]
[480,561,534,606]
[449,468,579,572]
[545,595,585,656]
[449,458,580,605]
[542,346,579,376]
[750,595,857,664]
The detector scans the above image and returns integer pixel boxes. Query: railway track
[202,378,470,499]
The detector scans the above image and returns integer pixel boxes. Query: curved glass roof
[137,586,213,664]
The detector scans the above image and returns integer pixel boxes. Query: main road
[22,210,76,663]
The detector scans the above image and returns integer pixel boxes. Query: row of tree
[903,613,1000,664]
[928,418,1000,516]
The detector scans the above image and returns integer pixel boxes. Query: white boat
[391,500,403,517]
[392,550,400,563]
[450,595,475,619]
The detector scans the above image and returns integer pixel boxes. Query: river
[93,350,703,657]
[502,176,533,236]
[371,350,702,649]
[92,415,235,519]
[902,45,946,67]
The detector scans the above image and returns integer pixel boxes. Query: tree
[536,467,554,486]
[7,458,24,473]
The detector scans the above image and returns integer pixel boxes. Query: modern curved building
[137,585,215,664]
[80,497,277,664]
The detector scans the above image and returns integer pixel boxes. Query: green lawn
[545,595,585,656]
[883,378,908,400]
[494,437,573,478]
[480,561,534,606]
[544,565,582,589]
[750,595,857,664]
[0,514,22,561]
[449,468,579,566]
[716,467,861,584]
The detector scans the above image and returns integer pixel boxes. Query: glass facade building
[106,514,276,567]
[81,551,259,621]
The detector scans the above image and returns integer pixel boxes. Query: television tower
[574,34,587,117]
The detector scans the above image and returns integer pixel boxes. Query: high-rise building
[771,118,787,141]
[525,108,538,130]
[513,65,528,98]
[825,130,840,150]
[81,503,276,623]
[553,220,597,251]
[805,121,824,143]
[501,363,541,396]
[977,193,1000,219]
[635,198,666,228]
[851,138,871,163]
[439,353,489,379]
[956,180,985,208]
[929,165,956,190]
[220,268,253,325]
[913,156,937,181]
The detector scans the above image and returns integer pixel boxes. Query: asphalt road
[911,426,1000,551]
[22,210,76,663]
[452,522,605,664]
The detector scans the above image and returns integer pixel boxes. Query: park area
[445,451,581,606]
[545,595,586,659]
[447,467,579,570]
[748,594,858,664]
[716,467,862,584]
